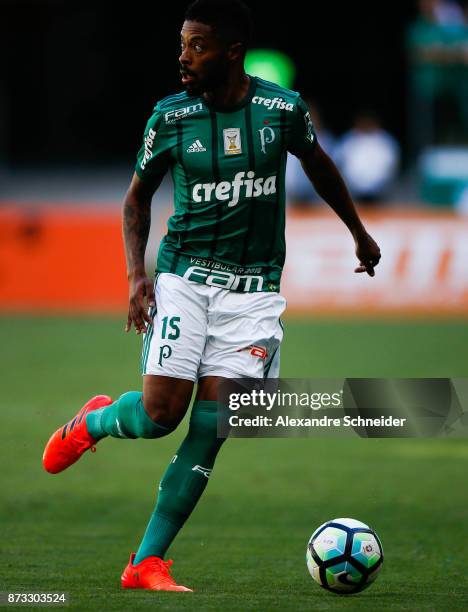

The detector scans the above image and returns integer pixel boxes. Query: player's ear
[227,42,244,62]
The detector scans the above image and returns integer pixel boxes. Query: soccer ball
[306,517,383,594]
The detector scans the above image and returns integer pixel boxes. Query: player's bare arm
[123,173,157,334]
[299,142,381,277]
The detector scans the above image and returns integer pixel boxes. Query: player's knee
[142,394,188,430]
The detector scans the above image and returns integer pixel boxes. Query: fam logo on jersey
[164,102,204,124]
[192,171,277,207]
[252,96,294,111]
[223,128,242,155]
[184,267,264,292]
[140,128,157,170]
[258,126,275,154]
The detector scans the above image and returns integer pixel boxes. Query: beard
[184,79,204,96]
[182,57,230,96]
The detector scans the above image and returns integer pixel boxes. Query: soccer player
[42,0,381,592]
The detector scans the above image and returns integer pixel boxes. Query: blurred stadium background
[1,0,468,315]
[1,1,467,609]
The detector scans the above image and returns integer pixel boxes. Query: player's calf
[85,391,179,440]
[85,377,194,440]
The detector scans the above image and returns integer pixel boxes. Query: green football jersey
[135,75,317,293]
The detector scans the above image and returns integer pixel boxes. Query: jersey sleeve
[135,104,172,182]
[287,95,318,158]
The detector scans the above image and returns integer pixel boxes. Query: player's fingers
[360,259,375,276]
[364,259,375,276]
[354,265,367,273]
[354,262,375,276]
[129,302,146,334]
[133,315,147,334]
[134,323,145,335]
[125,312,133,333]
[145,279,156,308]
[142,307,153,325]
[134,296,153,326]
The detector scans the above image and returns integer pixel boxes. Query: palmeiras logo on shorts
[158,344,172,366]
[223,128,242,155]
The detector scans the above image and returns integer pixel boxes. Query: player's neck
[202,70,250,111]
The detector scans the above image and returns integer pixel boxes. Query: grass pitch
[1,316,467,611]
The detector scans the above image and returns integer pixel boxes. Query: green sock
[133,400,225,564]
[86,391,171,440]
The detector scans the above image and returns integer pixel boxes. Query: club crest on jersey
[223,128,242,155]
[258,126,275,154]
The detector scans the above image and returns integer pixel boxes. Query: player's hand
[126,273,155,334]
[354,230,381,277]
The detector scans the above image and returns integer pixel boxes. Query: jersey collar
[202,75,257,113]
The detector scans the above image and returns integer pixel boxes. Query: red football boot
[121,553,193,592]
[42,395,112,474]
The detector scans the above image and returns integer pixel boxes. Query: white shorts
[141,273,286,382]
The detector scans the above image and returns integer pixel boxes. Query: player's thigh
[142,374,194,427]
[196,375,222,401]
[199,291,286,379]
[142,273,208,382]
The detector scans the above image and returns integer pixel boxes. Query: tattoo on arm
[122,191,152,277]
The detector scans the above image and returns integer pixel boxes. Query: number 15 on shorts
[161,316,181,340]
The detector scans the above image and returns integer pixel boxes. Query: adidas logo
[187,139,206,153]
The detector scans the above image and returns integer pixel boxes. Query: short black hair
[184,0,253,50]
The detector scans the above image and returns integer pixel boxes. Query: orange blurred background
[2,205,467,317]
